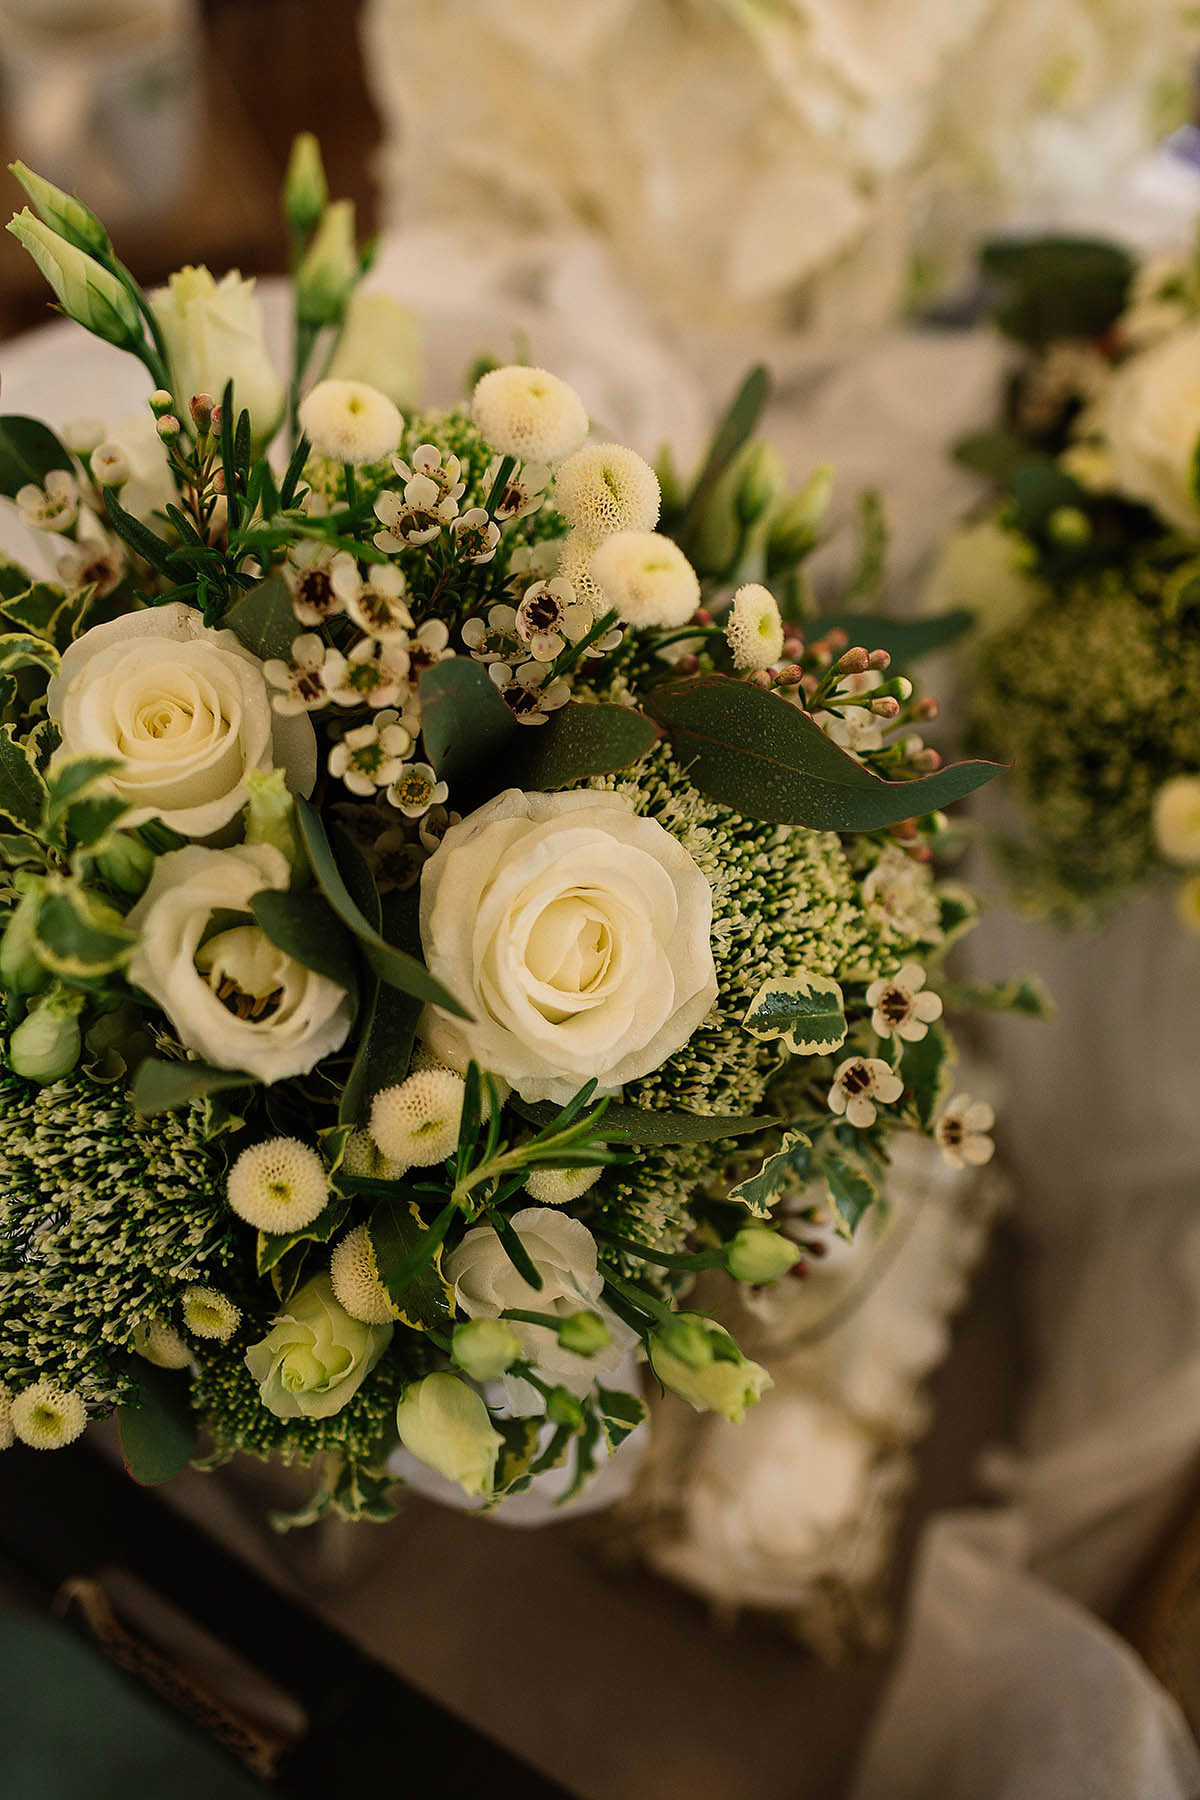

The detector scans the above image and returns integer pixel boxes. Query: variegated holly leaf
[818,1151,879,1240]
[727,1129,812,1217]
[743,970,847,1057]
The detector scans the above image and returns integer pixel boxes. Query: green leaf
[369,1194,456,1331]
[504,701,659,790]
[952,430,1029,484]
[937,883,979,946]
[117,1362,197,1485]
[130,1056,252,1115]
[595,1385,648,1452]
[676,365,771,550]
[645,675,1004,832]
[899,1021,955,1131]
[813,609,975,665]
[0,631,58,683]
[418,657,518,787]
[43,754,125,851]
[1009,458,1089,541]
[251,888,359,996]
[223,572,298,663]
[981,235,1134,348]
[0,416,73,499]
[0,578,74,647]
[560,1403,604,1504]
[257,1194,350,1275]
[296,797,470,1017]
[944,974,1053,1019]
[490,1417,545,1498]
[0,722,48,832]
[511,1097,778,1144]
[33,879,135,977]
[742,971,847,1057]
[819,1151,879,1240]
[102,486,174,578]
[339,932,421,1127]
[727,1129,812,1218]
[841,490,889,610]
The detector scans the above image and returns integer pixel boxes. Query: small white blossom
[393,444,466,504]
[263,633,344,714]
[451,506,502,564]
[487,659,570,725]
[725,582,784,670]
[16,469,78,533]
[935,1095,996,1169]
[416,802,461,853]
[330,711,414,794]
[325,637,410,708]
[404,618,453,681]
[514,578,592,660]
[227,1137,329,1232]
[862,845,941,942]
[370,1068,466,1167]
[828,1056,904,1129]
[590,531,701,629]
[509,539,561,583]
[866,963,944,1043]
[486,455,550,522]
[472,364,588,463]
[553,442,660,535]
[299,377,404,464]
[343,563,413,640]
[386,760,450,818]
[11,1381,87,1450]
[90,440,132,487]
[462,603,520,663]
[372,480,458,550]
[284,540,355,626]
[55,527,124,597]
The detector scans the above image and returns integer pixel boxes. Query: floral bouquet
[0,142,1007,1527]
[931,234,1200,927]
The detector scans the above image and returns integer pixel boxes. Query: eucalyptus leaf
[223,573,298,663]
[813,609,975,665]
[819,1151,879,1240]
[117,1362,197,1485]
[0,415,73,499]
[742,972,847,1057]
[418,657,518,787]
[512,1097,778,1144]
[727,1129,813,1217]
[131,1056,252,1115]
[646,675,1003,831]
[504,701,659,790]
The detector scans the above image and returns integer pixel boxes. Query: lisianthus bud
[767,464,834,568]
[0,877,49,998]
[452,1317,524,1381]
[94,832,155,897]
[735,441,785,526]
[243,768,301,875]
[654,1314,715,1370]
[649,1314,772,1422]
[395,1372,503,1498]
[9,160,110,256]
[8,984,84,1083]
[7,211,140,348]
[726,1226,802,1284]
[283,132,329,234]
[296,199,360,328]
[556,1310,612,1357]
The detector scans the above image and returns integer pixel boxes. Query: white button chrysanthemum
[522,1165,604,1205]
[227,1137,329,1232]
[181,1285,243,1342]
[865,963,944,1044]
[590,531,701,629]
[725,582,784,671]
[0,1384,13,1450]
[341,1128,408,1182]
[472,365,589,463]
[555,531,608,614]
[330,1224,398,1325]
[132,1319,192,1370]
[298,378,404,465]
[553,443,660,536]
[11,1381,87,1450]
[370,1068,466,1167]
[827,1056,904,1129]
[935,1095,996,1169]
[1153,774,1200,866]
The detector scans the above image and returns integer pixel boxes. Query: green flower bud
[649,1315,772,1422]
[767,463,835,569]
[546,1386,584,1429]
[452,1317,524,1381]
[654,1313,715,1370]
[395,1371,503,1498]
[1047,504,1091,545]
[726,1225,802,1284]
[94,832,155,898]
[283,132,329,235]
[654,441,687,515]
[873,675,914,701]
[556,1310,612,1357]
[0,877,49,999]
[735,441,786,527]
[243,769,301,876]
[245,1274,391,1419]
[8,984,84,1084]
[9,161,110,256]
[7,210,140,348]
[296,199,359,328]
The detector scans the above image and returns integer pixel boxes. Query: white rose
[419,788,717,1104]
[152,266,285,443]
[444,1206,637,1408]
[128,843,353,1082]
[1100,322,1200,536]
[47,602,316,839]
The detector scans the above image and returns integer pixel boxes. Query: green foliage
[504,701,659,790]
[0,416,73,498]
[980,235,1134,347]
[742,970,847,1056]
[726,1130,813,1217]
[118,1363,197,1485]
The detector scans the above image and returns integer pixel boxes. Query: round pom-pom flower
[472,365,588,463]
[523,1165,603,1205]
[590,532,701,629]
[330,1224,398,1326]
[11,1381,88,1450]
[553,443,660,536]
[369,1068,466,1167]
[298,378,404,464]
[725,583,784,670]
[132,1319,192,1370]
[228,1138,329,1233]
[182,1286,242,1342]
[1153,775,1200,866]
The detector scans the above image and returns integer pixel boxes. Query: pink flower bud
[867,648,892,670]
[693,607,713,627]
[190,392,214,432]
[870,696,900,719]
[826,627,849,651]
[748,669,773,688]
[914,696,939,720]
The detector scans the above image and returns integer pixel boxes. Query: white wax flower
[828,1056,904,1129]
[46,602,317,839]
[589,532,701,629]
[1153,775,1200,866]
[1100,322,1200,536]
[153,265,284,443]
[553,442,660,536]
[934,1094,996,1169]
[299,378,405,465]
[445,1206,637,1405]
[865,963,944,1043]
[419,788,717,1104]
[128,843,354,1082]
[472,364,589,463]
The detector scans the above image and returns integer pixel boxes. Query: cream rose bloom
[1100,322,1200,536]
[128,843,353,1082]
[445,1206,637,1408]
[47,603,317,839]
[152,265,285,443]
[419,788,716,1103]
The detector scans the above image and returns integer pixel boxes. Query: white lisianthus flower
[299,378,404,465]
[589,532,701,629]
[472,365,589,463]
[246,1275,392,1420]
[921,517,1043,641]
[725,583,784,670]
[419,788,717,1103]
[46,602,317,839]
[128,843,354,1082]
[445,1206,637,1407]
[1152,774,1200,866]
[394,1371,503,1497]
[1099,322,1200,536]
[153,265,285,443]
[553,443,660,536]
